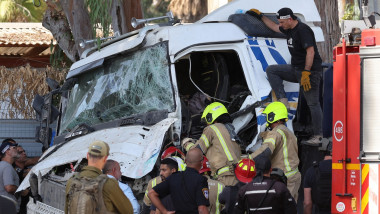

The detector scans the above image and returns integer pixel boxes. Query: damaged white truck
[18,0,324,212]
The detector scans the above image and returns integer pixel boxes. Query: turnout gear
[170,156,186,171]
[301,70,312,91]
[143,176,162,206]
[187,123,241,186]
[262,102,288,126]
[206,177,225,214]
[201,102,228,125]
[235,159,256,183]
[181,137,196,151]
[161,146,185,160]
[251,124,300,201]
[67,174,115,214]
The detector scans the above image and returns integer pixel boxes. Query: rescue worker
[234,156,297,213]
[247,7,323,145]
[142,149,186,213]
[303,140,332,214]
[199,156,225,214]
[149,148,210,214]
[182,102,241,186]
[251,102,301,201]
[219,158,256,214]
[65,140,133,214]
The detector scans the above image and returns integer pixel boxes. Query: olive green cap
[88,140,110,157]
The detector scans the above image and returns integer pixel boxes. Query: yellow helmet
[201,102,228,125]
[262,102,288,126]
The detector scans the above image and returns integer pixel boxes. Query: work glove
[246,9,263,19]
[300,70,311,92]
[181,137,195,152]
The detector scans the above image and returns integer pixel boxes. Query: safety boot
[302,135,323,146]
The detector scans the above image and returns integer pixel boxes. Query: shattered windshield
[60,42,174,134]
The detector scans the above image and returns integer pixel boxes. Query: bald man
[104,160,140,214]
[149,148,210,214]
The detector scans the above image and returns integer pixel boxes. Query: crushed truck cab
[20,0,323,212]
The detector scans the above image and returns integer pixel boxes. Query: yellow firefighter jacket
[252,124,299,178]
[189,123,241,185]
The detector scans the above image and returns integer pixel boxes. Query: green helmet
[262,102,288,126]
[201,102,228,125]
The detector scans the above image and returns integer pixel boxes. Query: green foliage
[50,41,72,69]
[86,0,113,38]
[141,0,170,18]
[0,0,47,22]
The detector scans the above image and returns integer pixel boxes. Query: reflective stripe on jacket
[192,123,241,176]
[252,124,299,178]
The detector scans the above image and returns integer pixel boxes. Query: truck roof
[68,0,323,79]
[199,0,321,23]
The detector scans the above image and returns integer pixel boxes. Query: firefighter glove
[301,71,311,91]
[181,137,195,151]
[246,9,263,19]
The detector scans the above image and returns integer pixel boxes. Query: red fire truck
[332,28,380,213]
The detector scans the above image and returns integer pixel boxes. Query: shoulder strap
[94,174,111,213]
[250,179,276,214]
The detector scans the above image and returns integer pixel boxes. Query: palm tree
[0,0,47,22]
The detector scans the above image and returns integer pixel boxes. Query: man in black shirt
[303,141,332,214]
[149,148,210,214]
[247,7,323,145]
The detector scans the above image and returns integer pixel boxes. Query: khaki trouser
[287,171,301,202]
[217,174,238,186]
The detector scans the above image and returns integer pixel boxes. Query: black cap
[254,155,271,172]
[276,8,296,20]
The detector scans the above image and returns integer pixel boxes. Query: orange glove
[300,71,311,91]
[246,9,263,19]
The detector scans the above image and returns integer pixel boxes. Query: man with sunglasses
[0,141,20,210]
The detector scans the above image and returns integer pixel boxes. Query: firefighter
[219,158,256,214]
[251,102,301,201]
[182,102,241,186]
[199,156,225,214]
[234,156,297,213]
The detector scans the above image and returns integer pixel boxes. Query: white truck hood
[17,118,176,192]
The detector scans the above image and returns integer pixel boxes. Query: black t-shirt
[150,195,175,211]
[304,159,332,213]
[304,159,332,188]
[153,167,210,214]
[280,21,322,71]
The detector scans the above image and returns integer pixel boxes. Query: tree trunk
[314,0,341,62]
[42,2,78,62]
[60,0,93,58]
[169,0,208,23]
[121,0,143,32]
